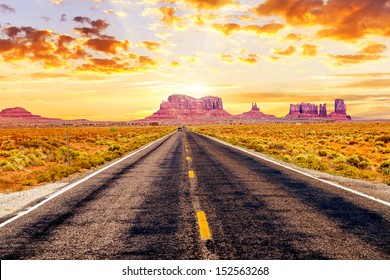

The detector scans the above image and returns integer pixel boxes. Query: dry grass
[0,126,175,193]
[189,122,390,185]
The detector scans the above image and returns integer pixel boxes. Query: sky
[0,0,389,120]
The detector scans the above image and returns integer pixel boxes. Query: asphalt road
[0,130,389,260]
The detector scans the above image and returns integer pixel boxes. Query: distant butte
[236,103,276,119]
[143,94,232,121]
[0,107,60,120]
[286,99,351,120]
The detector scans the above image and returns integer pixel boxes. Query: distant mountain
[0,107,61,120]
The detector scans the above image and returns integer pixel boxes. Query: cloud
[331,73,390,78]
[283,33,302,41]
[103,9,128,17]
[73,18,110,38]
[242,23,285,35]
[86,38,130,54]
[329,42,387,65]
[238,53,258,64]
[78,58,132,73]
[273,45,296,56]
[339,79,390,88]
[219,53,234,63]
[301,44,318,57]
[254,0,390,41]
[138,41,162,51]
[41,17,51,22]
[213,22,284,36]
[60,13,67,22]
[183,0,238,10]
[0,4,15,13]
[158,7,186,29]
[212,23,241,36]
[171,61,180,68]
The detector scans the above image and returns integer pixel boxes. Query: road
[0,130,389,259]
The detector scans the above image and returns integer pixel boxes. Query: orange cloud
[301,44,318,57]
[78,58,132,73]
[159,7,186,28]
[184,0,238,9]
[139,41,162,51]
[339,79,390,89]
[283,33,302,41]
[238,53,258,64]
[86,38,130,54]
[213,22,284,36]
[212,23,241,36]
[273,45,296,56]
[329,42,387,65]
[171,61,180,68]
[219,53,233,63]
[243,23,285,35]
[254,0,390,41]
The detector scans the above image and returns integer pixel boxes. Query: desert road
[0,129,389,260]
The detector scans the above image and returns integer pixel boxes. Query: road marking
[186,149,189,153]
[196,211,212,240]
[186,156,191,161]
[0,132,176,229]
[197,133,390,208]
[188,170,195,179]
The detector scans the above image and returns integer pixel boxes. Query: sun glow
[187,84,208,95]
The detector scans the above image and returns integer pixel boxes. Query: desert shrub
[108,144,121,151]
[318,150,329,157]
[375,141,386,147]
[375,136,390,143]
[380,160,390,175]
[2,161,16,171]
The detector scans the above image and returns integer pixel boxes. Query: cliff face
[236,103,276,119]
[145,94,231,120]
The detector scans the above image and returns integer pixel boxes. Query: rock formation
[236,103,276,119]
[0,107,63,122]
[328,99,351,120]
[286,103,320,118]
[286,99,350,119]
[144,94,232,121]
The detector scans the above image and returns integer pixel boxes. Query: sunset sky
[0,0,389,120]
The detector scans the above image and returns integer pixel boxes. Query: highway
[0,129,389,259]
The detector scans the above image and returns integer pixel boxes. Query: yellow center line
[188,170,195,179]
[186,156,191,161]
[186,149,189,153]
[196,211,212,240]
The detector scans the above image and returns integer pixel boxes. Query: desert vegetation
[0,126,175,192]
[190,122,390,185]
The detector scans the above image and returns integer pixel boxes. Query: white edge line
[0,132,176,228]
[195,132,390,208]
